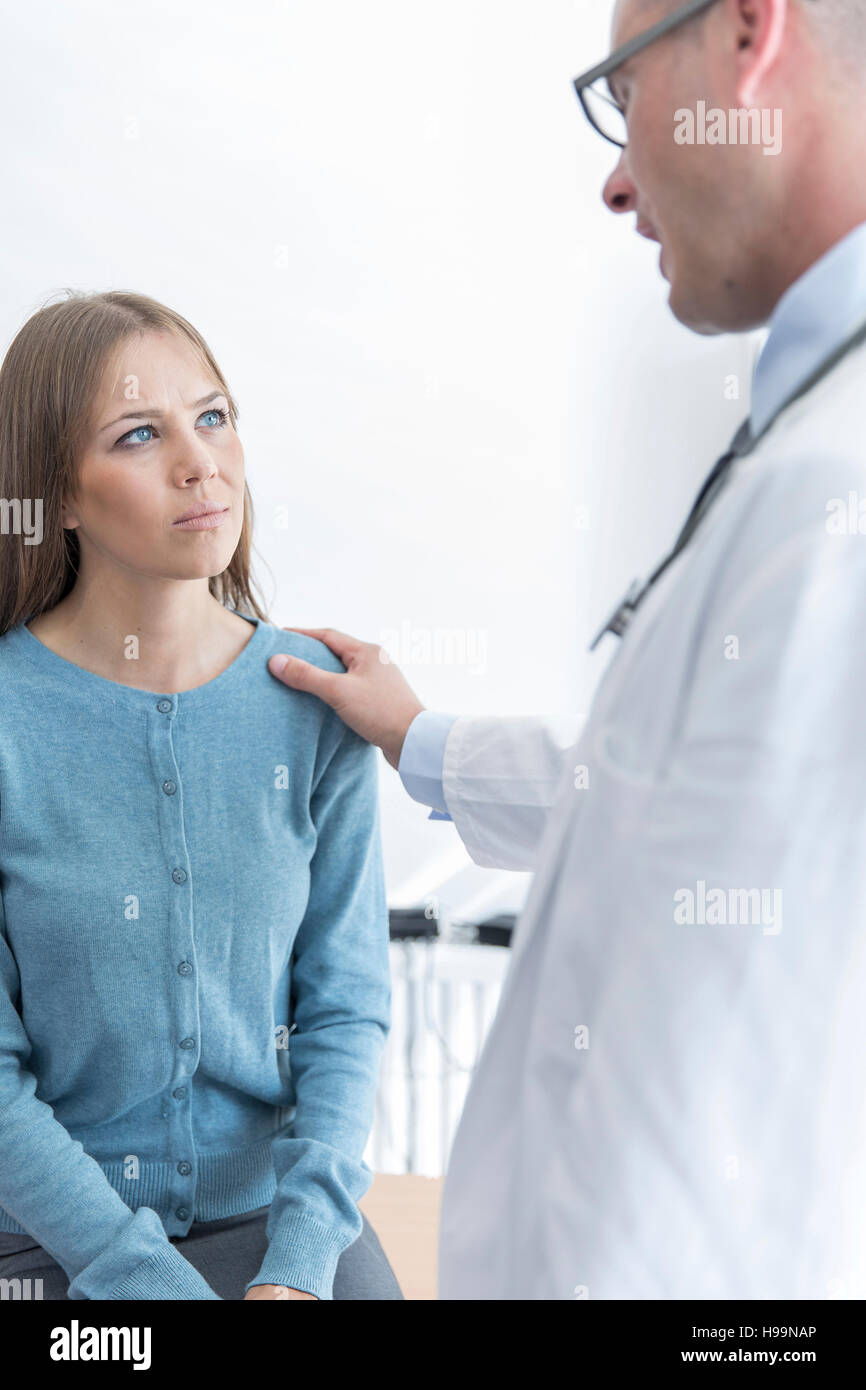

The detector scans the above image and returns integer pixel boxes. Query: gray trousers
[0,1205,404,1300]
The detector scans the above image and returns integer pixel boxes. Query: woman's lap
[0,1206,404,1301]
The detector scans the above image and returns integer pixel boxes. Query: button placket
[148,695,200,1232]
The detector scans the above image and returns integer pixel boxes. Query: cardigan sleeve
[0,883,222,1300]
[244,724,390,1300]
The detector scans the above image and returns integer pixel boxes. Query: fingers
[281,626,361,661]
[267,652,343,708]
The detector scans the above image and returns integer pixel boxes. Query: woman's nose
[176,434,217,482]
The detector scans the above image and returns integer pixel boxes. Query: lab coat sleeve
[439,713,581,871]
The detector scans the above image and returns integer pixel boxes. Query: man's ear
[734,0,787,108]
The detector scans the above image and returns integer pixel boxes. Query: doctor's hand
[268,627,425,770]
[243,1283,318,1300]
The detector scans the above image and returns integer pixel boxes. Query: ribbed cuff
[244,1213,348,1301]
[66,1206,222,1300]
[106,1245,223,1300]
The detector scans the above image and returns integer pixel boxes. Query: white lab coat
[437,339,866,1299]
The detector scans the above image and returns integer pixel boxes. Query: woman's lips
[172,508,230,530]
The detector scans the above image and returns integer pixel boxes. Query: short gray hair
[801,0,866,57]
[634,0,866,67]
[638,0,866,37]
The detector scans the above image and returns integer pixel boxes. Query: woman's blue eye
[115,406,228,449]
[124,425,154,447]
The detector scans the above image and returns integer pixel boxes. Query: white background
[0,0,761,920]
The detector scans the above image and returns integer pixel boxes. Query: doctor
[269,0,866,1298]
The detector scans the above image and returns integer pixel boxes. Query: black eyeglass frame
[573,0,722,148]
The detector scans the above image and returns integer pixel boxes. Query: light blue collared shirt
[750,218,866,438]
[398,218,866,821]
[397,709,457,819]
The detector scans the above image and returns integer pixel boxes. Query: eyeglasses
[573,0,722,149]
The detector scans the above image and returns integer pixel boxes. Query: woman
[0,290,402,1300]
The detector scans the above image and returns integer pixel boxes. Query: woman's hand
[243,1283,318,1300]
[268,627,425,770]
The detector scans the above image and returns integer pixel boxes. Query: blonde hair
[0,289,269,636]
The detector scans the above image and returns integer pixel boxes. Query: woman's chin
[167,531,243,577]
[159,552,240,583]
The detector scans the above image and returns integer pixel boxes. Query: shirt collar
[751,218,866,438]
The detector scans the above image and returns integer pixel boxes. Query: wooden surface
[358,1173,444,1300]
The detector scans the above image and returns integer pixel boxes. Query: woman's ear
[59,499,80,530]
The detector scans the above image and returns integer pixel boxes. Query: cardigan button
[162,780,177,795]
[177,1161,192,1176]
[156,699,172,713]
[179,1037,195,1050]
[172,868,187,884]
[177,960,193,976]
[173,1086,188,1100]
[175,1207,190,1221]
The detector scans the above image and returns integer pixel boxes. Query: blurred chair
[359,1172,443,1300]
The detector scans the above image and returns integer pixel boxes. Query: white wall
[0,0,762,916]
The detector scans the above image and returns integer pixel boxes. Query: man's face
[602,0,782,334]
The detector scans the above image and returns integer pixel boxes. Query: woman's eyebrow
[99,389,225,434]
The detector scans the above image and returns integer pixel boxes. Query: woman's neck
[26,586,257,692]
